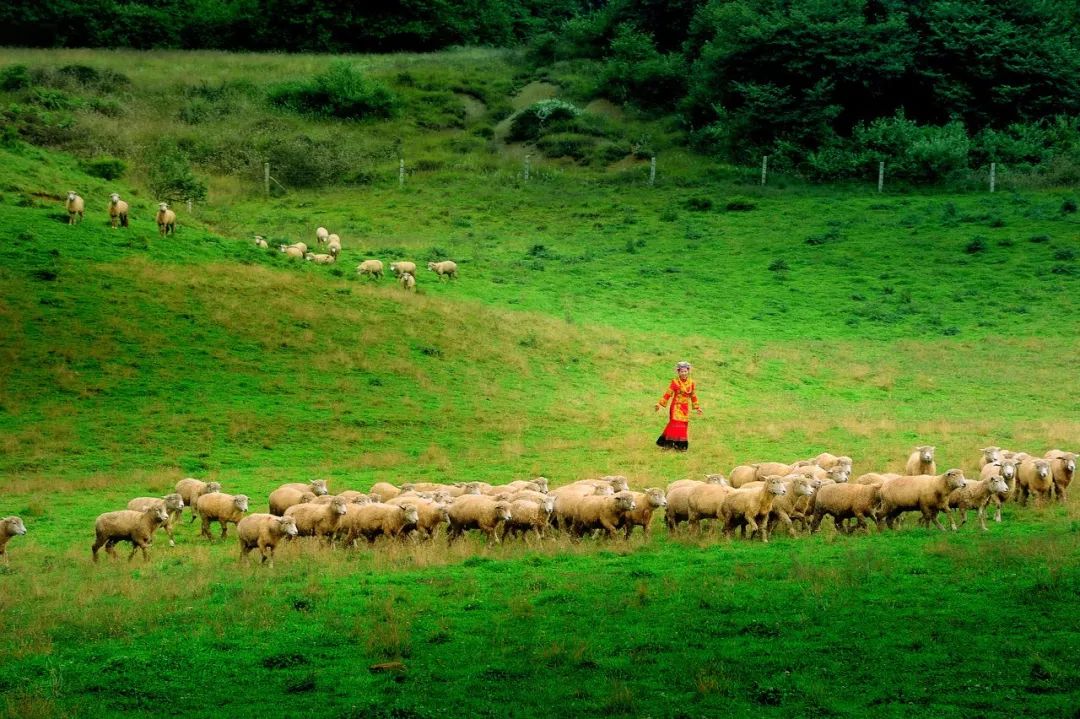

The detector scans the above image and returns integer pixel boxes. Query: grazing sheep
[877,469,967,530]
[387,496,450,540]
[174,478,221,522]
[327,237,341,257]
[66,191,84,225]
[427,260,458,280]
[503,498,555,543]
[570,491,637,539]
[811,483,882,534]
[254,235,269,249]
[327,233,340,247]
[978,447,1003,469]
[279,480,329,496]
[127,494,185,546]
[0,516,27,562]
[155,202,176,236]
[341,502,419,545]
[108,193,129,228]
[368,482,403,502]
[357,259,384,279]
[1015,459,1054,507]
[616,488,666,539]
[92,506,169,562]
[447,495,512,544]
[947,476,1011,531]
[268,488,317,516]
[665,475,728,532]
[284,497,348,540]
[316,227,329,244]
[390,261,416,278]
[237,514,298,565]
[687,483,736,534]
[905,445,937,476]
[280,245,304,260]
[720,476,787,542]
[195,493,250,540]
[1044,450,1076,503]
[305,252,336,264]
[761,476,816,537]
[812,453,853,474]
[399,271,416,292]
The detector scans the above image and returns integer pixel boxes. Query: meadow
[0,48,1079,719]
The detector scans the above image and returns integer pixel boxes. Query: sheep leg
[977,505,988,532]
[219,521,229,540]
[91,538,104,562]
[200,516,213,540]
[926,506,947,531]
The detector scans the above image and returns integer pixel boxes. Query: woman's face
[677,367,690,380]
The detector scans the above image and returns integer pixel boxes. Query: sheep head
[163,494,185,512]
[765,476,788,496]
[704,473,728,485]
[330,497,348,516]
[233,495,250,512]
[980,446,1002,463]
[402,505,420,526]
[645,488,667,508]
[917,446,935,464]
[278,516,299,537]
[3,517,27,536]
[310,480,329,496]
[988,477,1010,496]
[944,469,966,490]
[206,482,222,494]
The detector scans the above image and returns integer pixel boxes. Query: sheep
[399,271,416,292]
[357,259,383,279]
[284,496,348,541]
[155,202,177,236]
[506,489,551,506]
[268,488,317,516]
[905,445,936,476]
[447,495,512,544]
[761,476,816,537]
[665,475,728,532]
[877,469,967,531]
[853,472,901,486]
[503,497,555,543]
[390,261,416,278]
[980,459,1019,495]
[195,492,250,540]
[1044,450,1076,503]
[305,252,336,265]
[280,245,304,260]
[0,516,27,562]
[616,488,666,539]
[578,476,630,493]
[570,491,637,539]
[1015,459,1054,507]
[327,237,341,258]
[686,482,735,534]
[108,193,129,228]
[812,453,853,473]
[319,491,371,505]
[427,260,458,280]
[340,502,419,545]
[753,462,795,481]
[810,483,882,534]
[127,493,185,546]
[327,233,340,247]
[947,476,1011,531]
[728,465,764,488]
[92,506,169,562]
[237,514,298,565]
[720,476,787,542]
[316,227,329,244]
[387,496,450,540]
[66,191,84,225]
[368,482,403,502]
[278,480,329,496]
[174,478,222,522]
[254,235,269,249]
[978,447,1003,469]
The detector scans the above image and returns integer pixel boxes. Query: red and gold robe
[657,377,699,445]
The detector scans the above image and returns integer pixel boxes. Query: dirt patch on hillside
[511,81,558,110]
[584,98,624,120]
[455,93,487,121]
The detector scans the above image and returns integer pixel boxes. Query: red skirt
[656,419,689,450]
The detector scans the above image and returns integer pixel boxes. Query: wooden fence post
[990,162,996,193]
[761,155,768,186]
[649,156,656,186]
[399,158,405,188]
[264,162,270,196]
[524,154,531,182]
[877,161,885,193]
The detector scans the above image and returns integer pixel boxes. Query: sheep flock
[2,445,1072,567]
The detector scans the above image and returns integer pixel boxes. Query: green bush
[411,91,466,130]
[147,141,207,202]
[81,157,127,181]
[268,62,396,120]
[507,99,581,142]
[0,64,32,91]
[535,132,595,160]
[600,24,687,111]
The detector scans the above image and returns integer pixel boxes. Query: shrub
[506,99,580,142]
[768,258,790,272]
[600,24,687,111]
[535,132,594,160]
[725,197,756,211]
[1062,197,1078,214]
[81,157,127,181]
[0,64,32,91]
[965,237,988,254]
[268,62,396,120]
[147,141,207,203]
[684,197,712,212]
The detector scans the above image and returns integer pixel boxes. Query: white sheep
[92,506,169,562]
[340,502,419,545]
[810,483,882,534]
[279,480,329,496]
[127,494,185,546]
[399,272,416,292]
[254,235,269,249]
[427,260,458,280]
[447,495,512,544]
[978,447,1003,469]
[720,476,787,542]
[284,497,348,541]
[570,491,637,539]
[0,516,27,562]
[387,496,450,541]
[316,227,329,244]
[195,493,250,540]
[66,191,84,225]
[1015,459,1054,507]
[155,202,176,236]
[357,259,384,278]
[390,261,416,277]
[368,482,403,502]
[947,476,1011,531]
[503,498,555,544]
[326,233,340,247]
[237,514,298,565]
[305,252,336,264]
[108,193,129,228]
[327,238,341,258]
[905,445,936,476]
[174,478,222,523]
[280,245,304,260]
[877,469,967,530]
[1044,450,1076,503]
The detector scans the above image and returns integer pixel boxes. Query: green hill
[0,49,1078,719]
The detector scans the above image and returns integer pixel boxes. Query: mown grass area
[0,51,1078,717]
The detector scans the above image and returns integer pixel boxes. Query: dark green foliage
[507,99,581,142]
[0,64,31,91]
[269,62,397,121]
[965,237,988,254]
[1062,198,1078,214]
[767,258,789,272]
[599,24,687,111]
[535,132,595,160]
[147,140,207,203]
[80,156,126,181]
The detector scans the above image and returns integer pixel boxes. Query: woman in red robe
[655,361,702,451]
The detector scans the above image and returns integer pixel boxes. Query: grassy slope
[0,51,1079,719]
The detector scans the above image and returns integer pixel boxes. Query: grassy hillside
[0,49,1078,719]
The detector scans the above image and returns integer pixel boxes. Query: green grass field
[0,49,1079,719]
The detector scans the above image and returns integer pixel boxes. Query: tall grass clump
[268,61,396,120]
